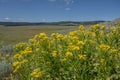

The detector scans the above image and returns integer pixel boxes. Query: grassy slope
[0,25,78,48]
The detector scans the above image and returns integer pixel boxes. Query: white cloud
[48,0,75,11]
[48,0,75,5]
[64,0,75,5]
[4,17,10,21]
[1,17,11,21]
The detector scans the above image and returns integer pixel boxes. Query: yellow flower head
[20,59,28,65]
[69,31,78,36]
[12,61,20,67]
[29,38,35,43]
[14,42,28,49]
[79,25,84,31]
[61,58,67,62]
[13,65,20,73]
[30,69,43,78]
[39,33,47,38]
[99,30,104,36]
[13,53,23,60]
[78,54,86,60]
[101,26,106,30]
[86,31,96,37]
[51,33,56,37]
[100,59,105,64]
[35,48,40,52]
[21,47,32,55]
[77,40,85,46]
[92,24,100,30]
[52,51,57,57]
[66,51,73,57]
[110,49,119,54]
[99,44,110,52]
[73,46,80,50]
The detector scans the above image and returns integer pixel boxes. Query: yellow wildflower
[13,66,20,73]
[43,36,48,40]
[72,36,79,41]
[12,61,20,67]
[101,26,106,30]
[30,69,43,78]
[66,51,73,57]
[110,27,115,32]
[34,34,39,39]
[73,46,80,50]
[22,50,32,55]
[69,31,77,36]
[13,53,23,60]
[110,49,119,54]
[36,48,40,52]
[51,33,56,37]
[56,34,63,39]
[67,45,73,51]
[78,54,86,60]
[77,40,85,46]
[61,58,67,62]
[99,30,104,36]
[86,31,96,37]
[52,51,57,57]
[25,47,32,51]
[21,47,32,55]
[92,24,100,30]
[99,44,110,52]
[39,33,47,38]
[79,25,84,31]
[14,42,28,49]
[20,59,28,65]
[29,38,35,43]
[89,40,95,44]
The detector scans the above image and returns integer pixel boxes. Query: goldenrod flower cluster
[99,44,110,52]
[30,69,43,78]
[52,51,58,57]
[12,59,28,73]
[110,49,119,54]
[12,24,120,80]
[65,51,73,57]
[78,54,86,60]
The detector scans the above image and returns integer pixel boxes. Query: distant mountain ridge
[0,21,105,26]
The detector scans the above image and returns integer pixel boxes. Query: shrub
[12,24,120,80]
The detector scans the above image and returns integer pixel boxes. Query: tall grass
[11,24,120,80]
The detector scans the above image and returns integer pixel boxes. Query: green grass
[0,25,78,48]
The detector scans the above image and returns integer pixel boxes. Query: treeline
[0,21,105,26]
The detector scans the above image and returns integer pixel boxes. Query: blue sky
[0,0,120,22]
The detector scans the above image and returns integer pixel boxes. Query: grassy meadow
[0,25,78,48]
[0,24,120,80]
